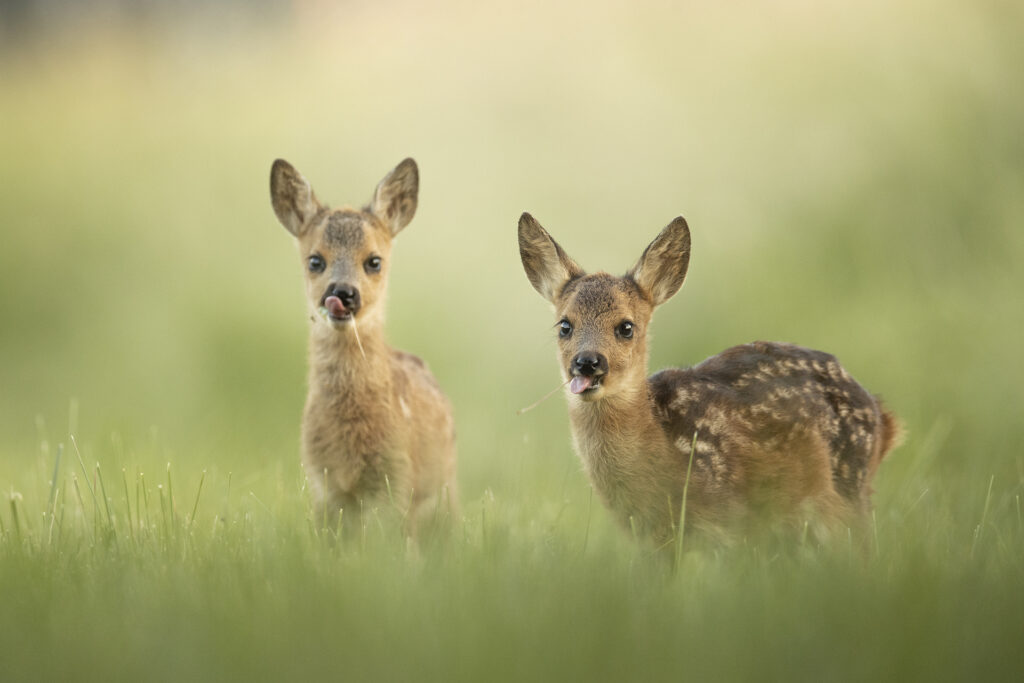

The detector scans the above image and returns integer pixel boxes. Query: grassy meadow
[2,0,1023,680]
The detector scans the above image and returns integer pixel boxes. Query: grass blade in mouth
[516,377,572,415]
[350,316,367,363]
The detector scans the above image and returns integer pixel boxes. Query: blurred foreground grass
[2,0,1023,680]
[1,442,1022,682]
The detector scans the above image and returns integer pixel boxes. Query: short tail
[875,400,904,467]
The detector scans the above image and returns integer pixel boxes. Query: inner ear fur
[518,212,584,303]
[628,216,691,306]
[270,159,322,237]
[370,158,419,236]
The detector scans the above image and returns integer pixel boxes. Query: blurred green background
[1,0,1023,679]
[2,0,1020,492]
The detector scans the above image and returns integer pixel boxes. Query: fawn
[518,213,900,547]
[270,158,457,536]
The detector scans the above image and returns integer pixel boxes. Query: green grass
[2,441,1022,682]
[2,0,1023,680]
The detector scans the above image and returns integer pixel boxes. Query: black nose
[572,352,607,377]
[325,284,361,311]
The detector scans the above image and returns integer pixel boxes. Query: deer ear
[628,216,691,306]
[518,212,584,303]
[270,159,322,237]
[370,158,419,236]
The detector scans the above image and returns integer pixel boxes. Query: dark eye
[558,319,573,338]
[364,256,382,274]
[616,321,634,339]
[308,254,325,273]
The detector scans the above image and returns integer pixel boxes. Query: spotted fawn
[270,158,458,536]
[518,213,900,547]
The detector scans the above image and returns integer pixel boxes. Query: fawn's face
[519,213,691,403]
[295,210,393,327]
[552,274,654,401]
[270,158,418,330]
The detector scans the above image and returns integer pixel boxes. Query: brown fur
[271,158,458,536]
[518,213,899,547]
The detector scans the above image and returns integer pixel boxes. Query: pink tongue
[324,296,347,317]
[569,375,593,394]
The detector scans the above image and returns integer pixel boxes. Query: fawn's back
[518,213,899,545]
[649,341,900,536]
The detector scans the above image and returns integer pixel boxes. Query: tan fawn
[518,213,900,548]
[270,158,457,536]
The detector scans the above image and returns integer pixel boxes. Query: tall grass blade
[122,468,135,542]
[249,491,271,513]
[971,474,995,559]
[7,493,20,541]
[47,444,63,519]
[905,487,930,516]
[47,485,62,547]
[71,435,99,514]
[188,470,206,531]
[71,474,91,538]
[166,463,176,529]
[158,484,172,541]
[95,463,115,531]
[139,472,150,534]
[674,430,698,570]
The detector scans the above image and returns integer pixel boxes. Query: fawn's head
[270,158,418,331]
[518,213,691,403]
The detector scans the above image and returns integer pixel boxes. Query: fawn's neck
[567,377,666,462]
[308,319,391,400]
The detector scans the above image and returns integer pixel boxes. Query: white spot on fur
[710,451,726,474]
[827,362,844,381]
[670,388,694,411]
